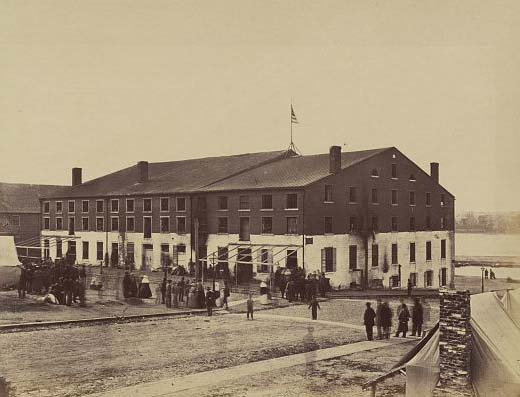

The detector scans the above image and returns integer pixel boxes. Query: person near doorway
[363,302,377,340]
[308,295,321,320]
[246,292,254,320]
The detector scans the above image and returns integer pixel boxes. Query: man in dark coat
[122,272,132,298]
[395,303,410,337]
[380,301,392,339]
[165,280,172,308]
[160,277,167,304]
[411,298,424,337]
[363,302,377,340]
[205,287,214,316]
[375,298,383,339]
[308,295,321,320]
[178,277,185,302]
[18,267,27,298]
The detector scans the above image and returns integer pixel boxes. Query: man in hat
[205,287,214,316]
[165,280,172,308]
[363,302,377,340]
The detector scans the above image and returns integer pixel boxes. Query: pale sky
[1,1,519,212]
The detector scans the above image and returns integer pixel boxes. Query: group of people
[121,272,153,299]
[484,268,496,280]
[274,267,330,302]
[363,297,425,341]
[18,258,87,306]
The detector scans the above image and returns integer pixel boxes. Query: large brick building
[39,146,455,289]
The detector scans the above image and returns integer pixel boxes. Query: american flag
[291,105,298,124]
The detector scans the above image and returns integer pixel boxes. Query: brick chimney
[72,168,82,186]
[430,162,439,183]
[434,289,473,396]
[137,161,149,183]
[329,146,342,174]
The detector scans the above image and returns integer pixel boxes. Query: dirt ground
[0,311,367,396]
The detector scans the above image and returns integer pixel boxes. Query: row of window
[320,239,447,272]
[43,197,187,214]
[217,193,298,211]
[43,216,187,235]
[329,186,447,207]
[328,215,449,233]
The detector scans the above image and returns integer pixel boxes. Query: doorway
[142,244,153,270]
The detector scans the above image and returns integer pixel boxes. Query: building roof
[42,150,296,199]
[0,183,67,213]
[198,147,391,191]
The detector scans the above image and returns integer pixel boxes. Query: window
[426,192,431,206]
[391,163,397,179]
[391,244,398,265]
[56,201,62,213]
[324,185,333,202]
[349,187,357,203]
[409,191,416,206]
[160,198,169,212]
[197,197,206,210]
[68,217,75,235]
[441,239,446,259]
[68,200,75,213]
[286,193,298,209]
[82,217,89,231]
[176,197,186,212]
[127,243,135,264]
[286,250,298,269]
[425,270,433,287]
[321,247,336,272]
[426,241,432,261]
[217,246,228,268]
[56,217,63,230]
[218,217,228,234]
[43,240,50,259]
[126,199,134,212]
[239,195,250,210]
[43,201,50,213]
[109,199,118,213]
[324,217,333,234]
[67,241,76,261]
[177,216,186,234]
[371,188,378,204]
[111,243,119,266]
[258,249,271,273]
[10,215,20,226]
[218,196,228,210]
[286,217,298,234]
[261,195,273,210]
[426,215,431,230]
[409,174,416,181]
[372,244,379,267]
[96,200,104,213]
[239,217,250,241]
[96,217,104,231]
[56,240,63,258]
[440,194,446,207]
[126,217,135,232]
[96,242,103,261]
[261,217,273,234]
[441,216,447,230]
[144,217,152,238]
[409,217,416,231]
[160,216,170,233]
[391,217,398,232]
[410,272,417,287]
[82,200,89,213]
[177,244,186,254]
[143,198,152,212]
[161,244,170,267]
[371,168,379,177]
[371,216,378,232]
[410,242,416,263]
[111,217,119,232]
[43,217,50,230]
[349,245,358,270]
[391,190,398,205]
[82,241,89,260]
[349,217,357,232]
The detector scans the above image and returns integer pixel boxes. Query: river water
[455,233,520,279]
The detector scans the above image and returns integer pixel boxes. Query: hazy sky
[1,1,519,212]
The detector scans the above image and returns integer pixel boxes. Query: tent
[0,234,21,288]
[501,288,520,328]
[365,289,520,397]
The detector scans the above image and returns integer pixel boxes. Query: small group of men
[363,297,424,341]
[275,268,330,302]
[484,268,496,280]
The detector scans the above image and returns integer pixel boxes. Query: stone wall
[434,289,474,396]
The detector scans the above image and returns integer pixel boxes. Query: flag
[291,105,298,124]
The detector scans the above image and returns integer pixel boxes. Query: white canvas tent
[365,289,520,397]
[501,288,520,328]
[0,234,21,288]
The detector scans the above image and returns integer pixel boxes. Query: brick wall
[435,289,474,396]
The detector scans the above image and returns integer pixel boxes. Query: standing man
[363,302,377,341]
[308,295,321,320]
[160,277,167,304]
[165,280,172,308]
[375,298,383,340]
[205,287,214,316]
[222,281,230,309]
[395,302,410,337]
[178,276,185,302]
[381,301,392,339]
[246,292,254,320]
[18,266,27,299]
[411,298,424,337]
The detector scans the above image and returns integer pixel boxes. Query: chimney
[329,146,342,174]
[72,168,82,186]
[137,161,149,183]
[430,162,439,183]
[435,289,473,396]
